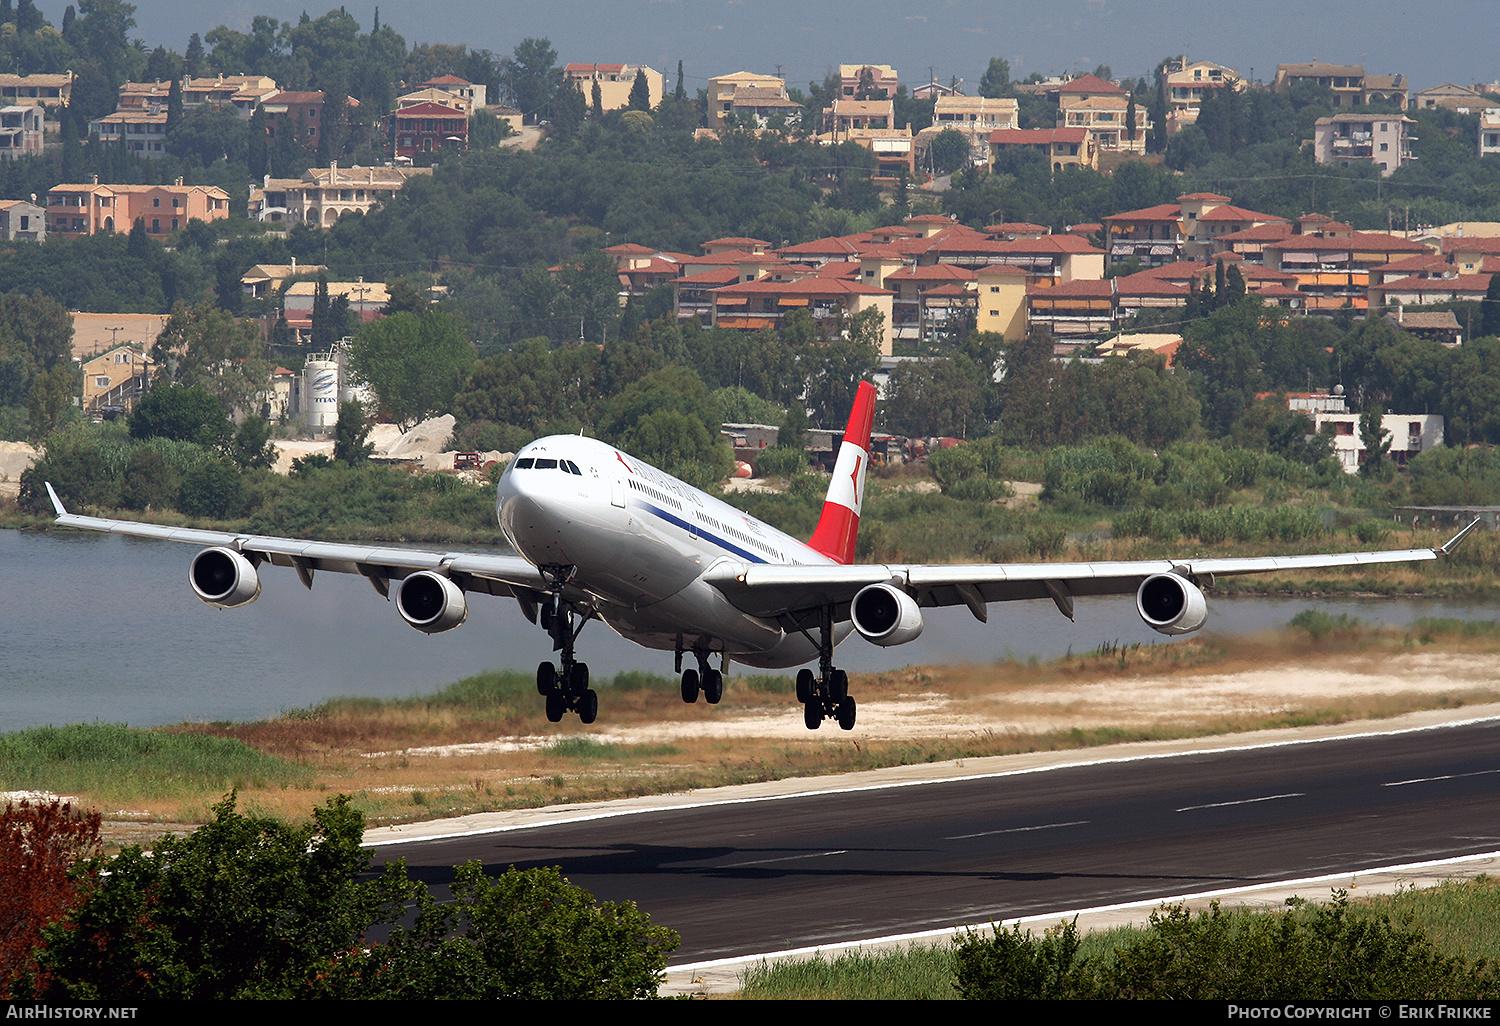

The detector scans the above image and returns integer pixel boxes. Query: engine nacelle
[395,571,468,634]
[850,583,924,647]
[1136,573,1208,636]
[189,547,261,609]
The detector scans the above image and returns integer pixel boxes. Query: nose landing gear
[536,571,598,724]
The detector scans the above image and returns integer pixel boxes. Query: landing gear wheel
[681,668,700,704]
[569,662,590,696]
[536,661,556,696]
[539,602,555,632]
[804,700,823,730]
[795,668,815,705]
[829,669,848,703]
[703,668,724,705]
[579,689,599,724]
[545,689,566,723]
[836,695,857,731]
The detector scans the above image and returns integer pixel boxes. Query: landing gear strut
[796,605,856,730]
[677,640,726,705]
[535,571,598,724]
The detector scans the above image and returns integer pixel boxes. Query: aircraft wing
[46,484,548,599]
[705,521,1476,623]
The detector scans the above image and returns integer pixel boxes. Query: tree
[1359,406,1392,479]
[674,59,685,101]
[978,58,1011,98]
[501,37,558,123]
[128,384,231,449]
[1481,270,1500,340]
[627,67,651,111]
[359,862,679,1000]
[926,128,971,174]
[150,301,269,417]
[332,399,372,465]
[349,310,476,428]
[596,364,734,488]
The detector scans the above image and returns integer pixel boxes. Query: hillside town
[0,3,1497,533]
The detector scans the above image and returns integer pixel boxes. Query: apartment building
[1312,114,1416,175]
[1275,63,1408,109]
[1060,94,1146,154]
[89,108,167,157]
[0,72,73,108]
[562,63,663,111]
[989,127,1097,171]
[252,164,432,226]
[0,104,43,159]
[46,179,231,237]
[839,64,898,99]
[1167,61,1243,113]
[707,72,789,128]
[1482,110,1500,158]
[391,100,468,159]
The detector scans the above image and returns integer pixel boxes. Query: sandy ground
[0,439,37,499]
[375,649,1500,758]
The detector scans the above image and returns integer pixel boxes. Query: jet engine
[850,582,924,647]
[394,571,468,633]
[189,547,261,609]
[1136,573,1208,636]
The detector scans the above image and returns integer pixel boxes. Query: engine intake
[395,571,468,633]
[850,583,924,647]
[189,547,261,609]
[1136,573,1208,636]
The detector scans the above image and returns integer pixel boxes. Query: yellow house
[81,344,154,413]
[975,266,1029,340]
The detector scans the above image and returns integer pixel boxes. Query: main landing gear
[676,641,726,705]
[535,572,598,724]
[795,605,856,731]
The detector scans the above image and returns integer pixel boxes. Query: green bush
[954,895,1500,999]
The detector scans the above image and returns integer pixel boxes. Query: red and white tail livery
[807,380,876,565]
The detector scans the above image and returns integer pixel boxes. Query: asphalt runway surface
[373,718,1500,963]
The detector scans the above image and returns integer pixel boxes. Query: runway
[372,714,1500,964]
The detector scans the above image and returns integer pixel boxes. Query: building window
[152,198,159,207]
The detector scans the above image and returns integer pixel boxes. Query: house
[251,164,432,226]
[562,63,662,111]
[1312,114,1415,175]
[1060,94,1146,154]
[709,277,895,355]
[240,261,326,299]
[1051,73,1127,104]
[922,95,1018,164]
[261,91,342,151]
[717,87,802,128]
[0,72,73,108]
[1166,61,1243,113]
[1027,278,1116,337]
[1385,308,1463,346]
[707,72,788,128]
[1275,63,1408,109]
[390,99,468,158]
[1102,192,1285,267]
[1260,224,1431,311]
[396,87,473,117]
[989,127,1096,171]
[282,279,390,343]
[0,199,43,240]
[1416,83,1488,112]
[1482,110,1500,158]
[1096,332,1184,365]
[1315,407,1443,473]
[839,64,898,100]
[423,74,486,110]
[0,104,42,159]
[46,179,231,237]
[80,345,154,414]
[89,107,168,158]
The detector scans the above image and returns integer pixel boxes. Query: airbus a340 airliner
[49,381,1477,731]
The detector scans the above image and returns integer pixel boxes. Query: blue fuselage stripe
[636,501,769,564]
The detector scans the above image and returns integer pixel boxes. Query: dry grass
[22,617,1488,837]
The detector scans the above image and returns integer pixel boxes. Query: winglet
[45,481,66,517]
[807,380,877,565]
[1435,517,1483,556]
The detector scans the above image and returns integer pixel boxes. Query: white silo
[303,357,341,433]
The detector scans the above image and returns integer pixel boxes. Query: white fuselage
[495,435,848,667]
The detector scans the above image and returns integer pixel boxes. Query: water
[1,528,1491,732]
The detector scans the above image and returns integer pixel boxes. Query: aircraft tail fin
[807,380,876,565]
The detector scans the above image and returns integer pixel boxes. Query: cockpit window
[563,460,582,475]
[533,458,558,469]
[514,457,534,469]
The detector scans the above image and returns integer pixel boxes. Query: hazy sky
[122,1,1493,95]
